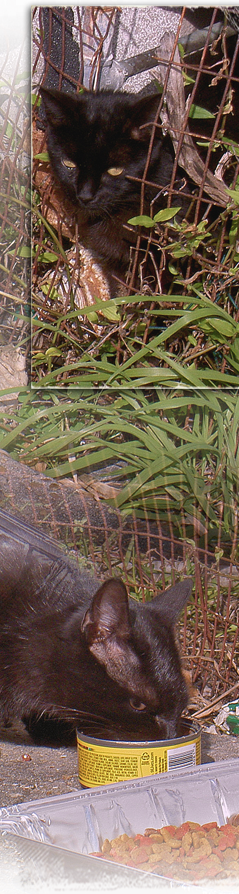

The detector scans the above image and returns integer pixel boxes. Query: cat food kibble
[91,820,239,881]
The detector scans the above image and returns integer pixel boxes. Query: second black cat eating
[40,87,184,284]
[0,512,192,744]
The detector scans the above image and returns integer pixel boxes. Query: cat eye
[107,166,124,177]
[62,159,76,169]
[129,698,147,712]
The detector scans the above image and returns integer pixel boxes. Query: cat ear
[40,87,78,127]
[129,93,161,141]
[81,579,142,686]
[81,578,131,644]
[152,578,192,626]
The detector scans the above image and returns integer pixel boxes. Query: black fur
[40,87,183,279]
[0,515,192,744]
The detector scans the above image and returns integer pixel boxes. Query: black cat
[0,511,192,744]
[39,87,184,284]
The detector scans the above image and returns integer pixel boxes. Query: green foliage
[0,387,238,553]
[128,207,182,228]
[27,81,239,558]
[31,292,239,387]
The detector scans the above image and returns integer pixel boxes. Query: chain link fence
[32,6,239,378]
[0,442,238,723]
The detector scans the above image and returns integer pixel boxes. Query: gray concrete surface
[0,726,239,894]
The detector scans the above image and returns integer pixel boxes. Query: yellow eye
[129,698,146,711]
[107,166,124,177]
[62,159,76,169]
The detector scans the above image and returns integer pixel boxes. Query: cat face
[40,88,172,221]
[79,576,192,741]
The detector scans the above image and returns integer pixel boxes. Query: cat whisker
[49,705,115,725]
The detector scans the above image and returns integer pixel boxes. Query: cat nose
[155,716,176,740]
[78,182,95,203]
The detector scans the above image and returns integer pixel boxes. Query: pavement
[0,724,239,894]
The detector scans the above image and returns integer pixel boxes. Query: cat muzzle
[77,182,96,204]
[155,716,178,740]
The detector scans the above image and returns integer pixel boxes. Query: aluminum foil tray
[0,758,239,894]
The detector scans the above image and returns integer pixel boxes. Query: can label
[77,732,201,787]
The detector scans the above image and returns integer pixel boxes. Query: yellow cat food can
[77,719,201,788]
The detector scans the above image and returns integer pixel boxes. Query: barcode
[167,744,196,771]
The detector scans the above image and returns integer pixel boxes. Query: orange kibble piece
[130,846,152,864]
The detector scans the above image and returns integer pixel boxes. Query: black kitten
[40,87,181,282]
[0,513,192,744]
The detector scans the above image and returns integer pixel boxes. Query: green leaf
[6,122,13,138]
[34,151,50,162]
[200,319,237,340]
[169,246,188,258]
[128,215,154,228]
[189,104,215,119]
[183,72,195,86]
[227,187,239,202]
[39,251,59,263]
[84,310,98,323]
[8,245,31,258]
[46,348,62,357]
[153,207,182,223]
[31,93,41,106]
[100,306,120,322]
